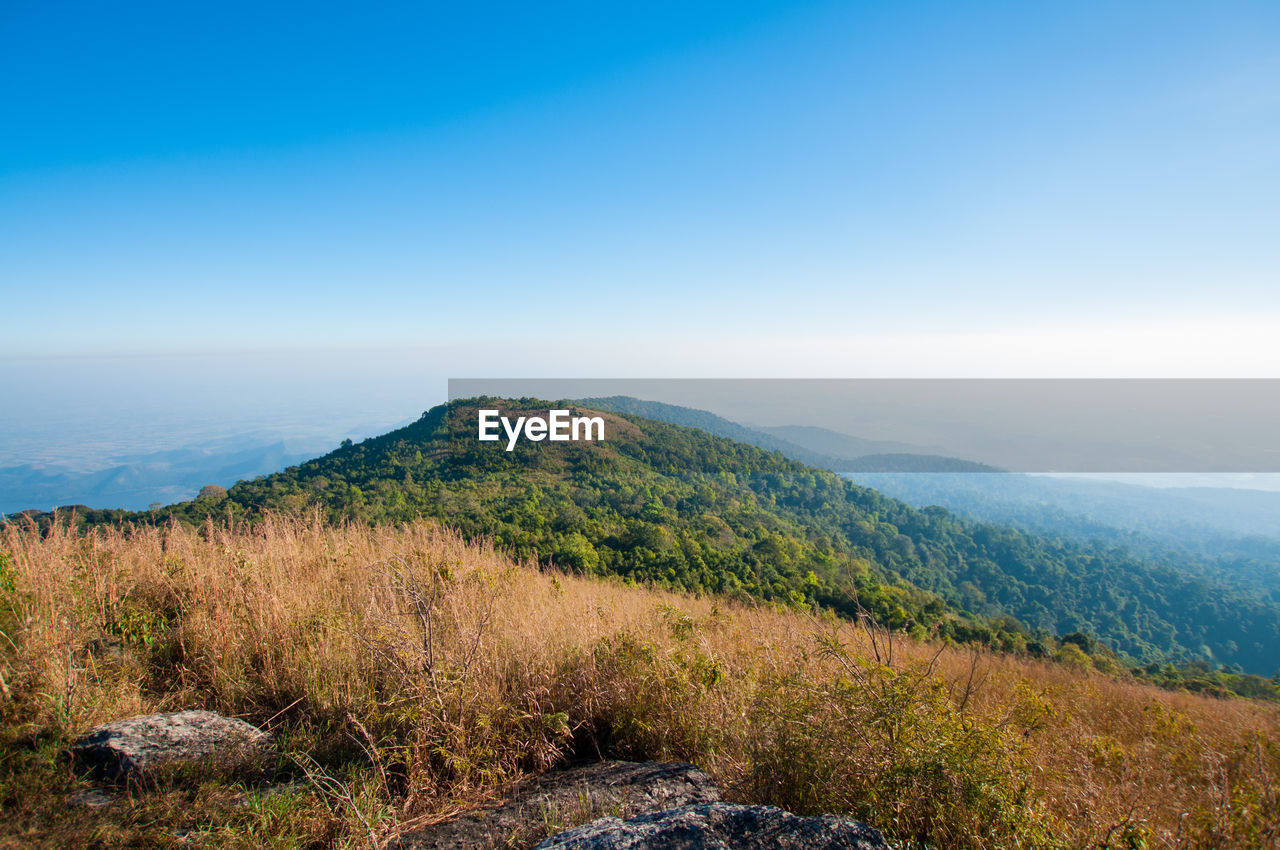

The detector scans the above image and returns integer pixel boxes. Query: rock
[64,788,117,809]
[72,710,270,780]
[392,761,720,849]
[533,802,891,850]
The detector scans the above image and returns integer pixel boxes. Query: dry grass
[1,513,1278,848]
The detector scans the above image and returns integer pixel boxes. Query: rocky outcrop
[72,710,270,780]
[392,761,719,849]
[533,802,891,849]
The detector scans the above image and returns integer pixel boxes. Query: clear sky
[2,0,1278,374]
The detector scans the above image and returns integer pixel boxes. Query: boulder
[392,761,719,849]
[72,710,270,779]
[533,802,890,850]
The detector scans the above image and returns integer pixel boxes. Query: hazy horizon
[8,365,1280,515]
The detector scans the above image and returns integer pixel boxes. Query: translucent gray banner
[447,379,1280,473]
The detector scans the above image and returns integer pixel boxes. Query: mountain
[582,397,1000,472]
[847,472,1280,598]
[0,416,421,517]
[840,453,1003,472]
[0,441,320,515]
[43,397,1280,676]
[756,424,925,459]
[848,473,1280,543]
[576,396,847,468]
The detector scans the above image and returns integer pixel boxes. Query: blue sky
[2,0,1278,369]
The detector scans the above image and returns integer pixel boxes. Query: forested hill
[39,398,1280,675]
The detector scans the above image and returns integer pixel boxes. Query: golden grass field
[1,514,1278,848]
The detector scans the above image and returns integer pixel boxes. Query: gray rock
[392,761,720,849]
[72,710,270,779]
[64,788,117,808]
[533,802,890,849]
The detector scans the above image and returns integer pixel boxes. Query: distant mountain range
[0,441,320,515]
[0,415,419,516]
[848,472,1280,546]
[755,424,925,457]
[848,472,1280,597]
[579,397,1001,472]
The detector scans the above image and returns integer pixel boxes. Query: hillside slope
[5,516,1277,847]
[44,398,1280,674]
